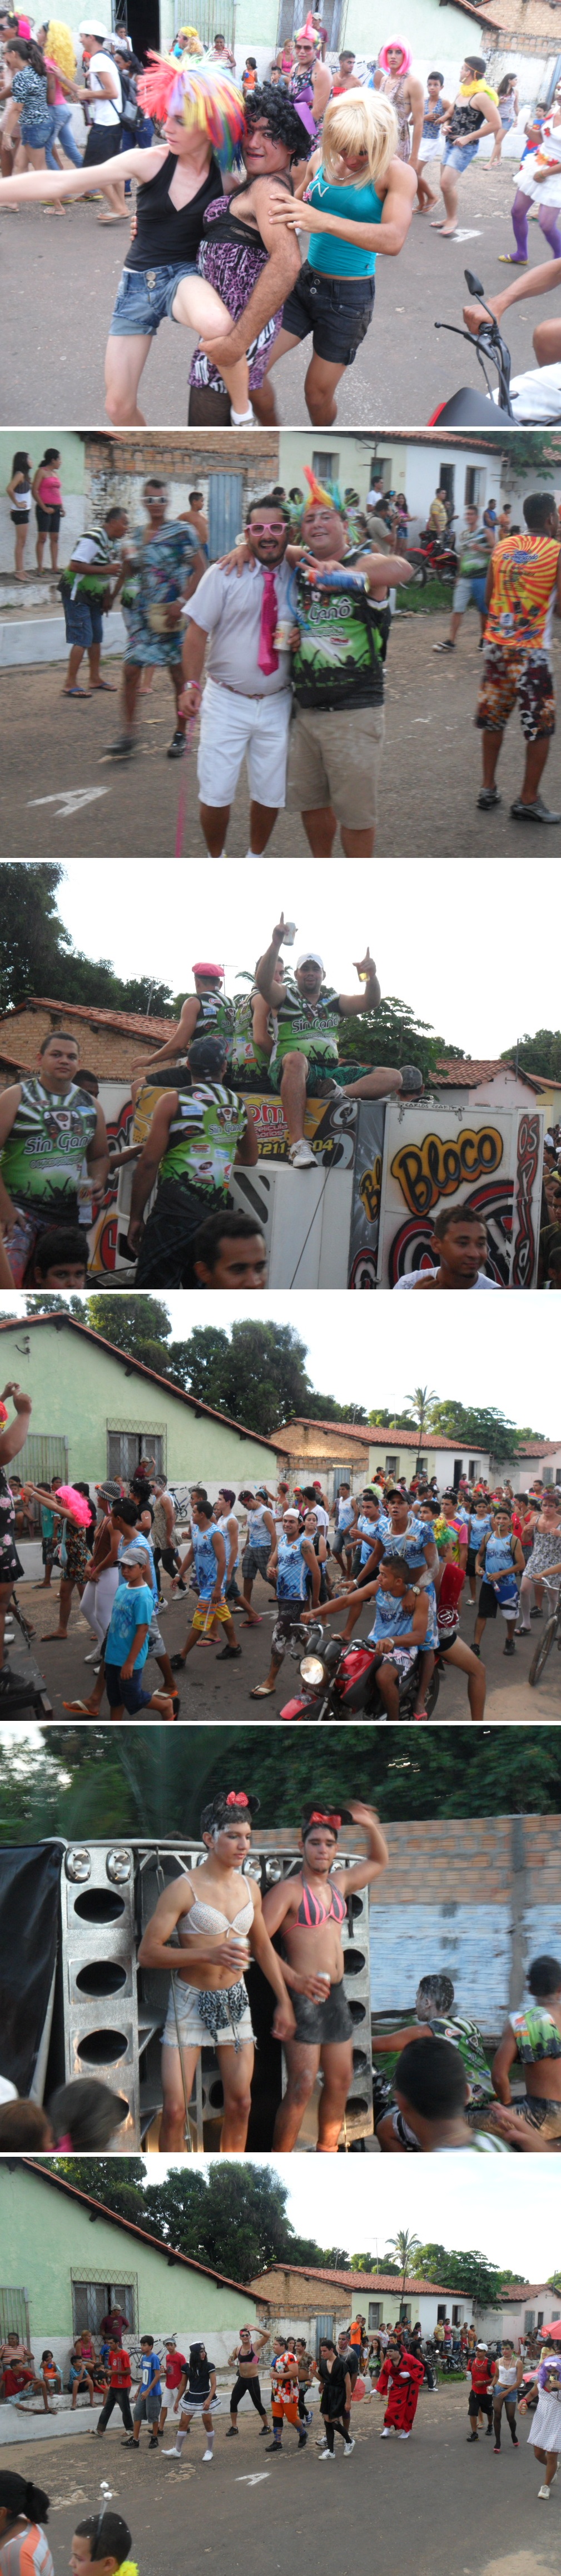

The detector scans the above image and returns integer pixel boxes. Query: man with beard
[255,915,422,1167]
[283,478,414,853]
[0,1029,108,1285]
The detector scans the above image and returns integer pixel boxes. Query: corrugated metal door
[16,1432,68,1486]
[208,473,245,561]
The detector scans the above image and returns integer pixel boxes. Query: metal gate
[208,472,245,560]
[15,1432,68,1487]
[0,2286,30,2342]
[174,0,236,41]
[276,0,346,51]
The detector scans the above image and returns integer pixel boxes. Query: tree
[405,1386,438,1452]
[500,431,560,481]
[178,1319,318,1435]
[336,995,454,1084]
[385,2228,422,2305]
[428,1401,530,1453]
[0,862,175,1019]
[369,1410,415,1432]
[502,1028,561,1082]
[85,1294,173,1365]
[51,2156,148,2223]
[25,1292,86,1319]
[411,2245,504,2307]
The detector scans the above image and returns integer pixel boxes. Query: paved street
[0,164,552,427]
[1,2385,558,2576]
[3,617,560,858]
[8,1564,559,1720]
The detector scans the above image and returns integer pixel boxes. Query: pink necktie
[258,566,279,674]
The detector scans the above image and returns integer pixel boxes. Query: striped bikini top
[296,1878,346,1928]
[177,1878,254,1937]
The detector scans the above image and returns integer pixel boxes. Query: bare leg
[248,800,279,852]
[172,275,251,417]
[481,728,504,792]
[104,329,153,428]
[433,162,459,235]
[273,2039,321,2149]
[44,1575,73,1638]
[443,1635,486,1719]
[517,736,551,807]
[279,1049,309,1145]
[200,801,231,856]
[304,350,347,428]
[160,2040,199,2148]
[301,804,337,856]
[63,642,87,693]
[219,2040,254,2150]
[316,2038,353,2151]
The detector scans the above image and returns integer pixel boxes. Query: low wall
[369,1815,561,2032]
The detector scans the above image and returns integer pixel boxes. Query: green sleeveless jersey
[1,1078,97,1214]
[158,1083,246,1195]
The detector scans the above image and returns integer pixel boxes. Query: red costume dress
[271,2351,300,2427]
[376,2348,425,2431]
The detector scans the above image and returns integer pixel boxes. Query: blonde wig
[320,86,398,190]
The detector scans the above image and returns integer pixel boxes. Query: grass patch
[395,575,453,614]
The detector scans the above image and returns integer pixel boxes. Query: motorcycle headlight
[299,1655,327,1685]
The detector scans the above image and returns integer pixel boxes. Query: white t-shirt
[87,52,122,123]
[69,532,115,600]
[394,1267,501,1291]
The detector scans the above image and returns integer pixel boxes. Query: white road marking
[451,228,482,242]
[28,787,108,818]
[235,2471,270,2484]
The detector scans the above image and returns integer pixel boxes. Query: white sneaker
[538,2485,550,2499]
[202,2448,214,2462]
[343,2438,355,2455]
[163,2445,182,2456]
[289,1138,319,1169]
[398,2431,410,2439]
[380,2427,395,2437]
[319,2448,335,2461]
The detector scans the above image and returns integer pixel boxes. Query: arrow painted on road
[451,228,481,242]
[235,2473,270,2484]
[28,788,108,818]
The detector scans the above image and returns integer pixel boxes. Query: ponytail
[0,2473,50,2525]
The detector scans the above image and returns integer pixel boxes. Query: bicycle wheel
[528,1616,557,1687]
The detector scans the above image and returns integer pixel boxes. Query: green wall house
[0,2160,266,2402]
[0,1313,276,1494]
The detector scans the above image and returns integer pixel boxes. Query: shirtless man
[0,2332,56,2415]
[137,1787,295,2150]
[262,1799,388,2150]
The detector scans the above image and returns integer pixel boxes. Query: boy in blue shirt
[103,1553,173,1720]
[124,2336,163,2451]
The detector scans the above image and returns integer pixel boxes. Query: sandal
[62,1699,94,1714]
[250,1682,276,1698]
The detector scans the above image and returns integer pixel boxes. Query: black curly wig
[244,80,311,163]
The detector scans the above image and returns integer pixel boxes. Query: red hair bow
[226,1790,249,1806]
[309,1810,341,1828]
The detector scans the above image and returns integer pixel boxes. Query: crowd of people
[2,1385,560,1718]
[3,11,560,426]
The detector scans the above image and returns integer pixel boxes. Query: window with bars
[315,2312,334,2353]
[368,2302,381,2329]
[107,1432,164,1481]
[0,2287,30,2344]
[71,2277,137,2336]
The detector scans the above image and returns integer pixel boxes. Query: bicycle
[528,1575,561,1687]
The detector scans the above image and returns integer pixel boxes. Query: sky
[52,856,558,1066]
[131,2154,560,2281]
[0,1288,556,1432]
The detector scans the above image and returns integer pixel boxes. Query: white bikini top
[177,1877,254,1937]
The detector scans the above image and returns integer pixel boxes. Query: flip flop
[87,680,117,692]
[241,1615,262,1626]
[250,1682,276,1697]
[62,1699,93,1713]
[62,687,91,698]
[498,254,527,265]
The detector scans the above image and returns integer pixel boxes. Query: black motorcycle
[429,267,514,424]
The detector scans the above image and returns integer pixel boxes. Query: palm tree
[385,2228,423,2314]
[405,1384,438,1467]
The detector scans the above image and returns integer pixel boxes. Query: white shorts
[420,134,443,162]
[161,1976,255,2051]
[197,673,292,807]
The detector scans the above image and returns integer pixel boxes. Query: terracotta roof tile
[0,1312,278,1448]
[0,999,173,1041]
[252,2264,452,2294]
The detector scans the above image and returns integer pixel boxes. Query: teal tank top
[305,165,383,276]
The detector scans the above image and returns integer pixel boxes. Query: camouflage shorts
[476,644,555,741]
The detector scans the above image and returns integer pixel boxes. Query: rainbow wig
[295,9,321,45]
[378,37,412,73]
[136,53,246,163]
[302,464,345,515]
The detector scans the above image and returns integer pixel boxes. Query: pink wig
[378,37,412,72]
[54,1484,92,1526]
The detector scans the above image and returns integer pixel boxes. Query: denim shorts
[104,1660,152,1713]
[20,116,56,146]
[62,592,103,649]
[108,260,198,338]
[443,138,480,172]
[281,261,375,366]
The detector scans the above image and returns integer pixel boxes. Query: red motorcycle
[405,527,458,588]
[279,1621,440,1721]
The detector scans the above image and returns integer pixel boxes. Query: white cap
[79,19,108,34]
[296,950,324,972]
[476,2341,488,2351]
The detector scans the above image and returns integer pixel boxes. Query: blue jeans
[108,260,198,337]
[46,103,83,169]
[20,113,56,148]
[442,138,480,172]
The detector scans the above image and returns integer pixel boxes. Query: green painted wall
[0,1319,274,1488]
[1,2165,258,2337]
[0,434,85,499]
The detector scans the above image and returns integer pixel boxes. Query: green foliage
[369,1411,415,1431]
[385,2229,422,2292]
[0,862,174,1019]
[411,2245,504,2306]
[428,1401,543,1453]
[502,1028,561,1082]
[176,1319,315,1435]
[336,995,450,1083]
[47,2157,347,2281]
[3,1724,561,1846]
[85,1294,172,1363]
[500,433,560,480]
[51,2156,148,2222]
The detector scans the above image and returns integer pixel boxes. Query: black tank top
[126,150,223,271]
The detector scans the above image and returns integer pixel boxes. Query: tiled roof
[16,2162,269,2299]
[434,1058,554,1092]
[500,2284,557,2301]
[252,2264,451,2295]
[0,1312,278,1449]
[0,998,173,1041]
[279,1418,489,1452]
